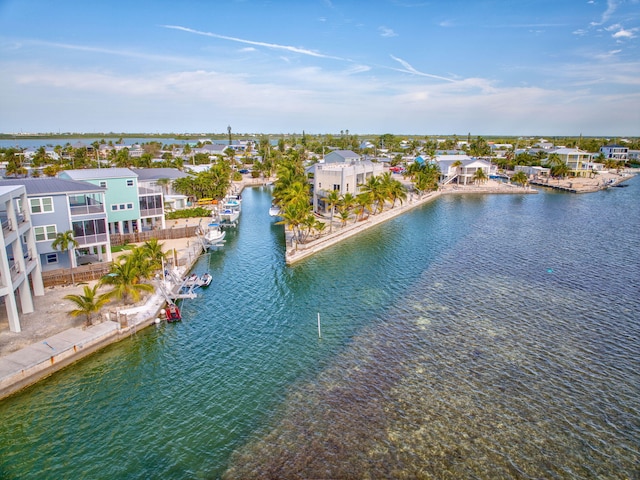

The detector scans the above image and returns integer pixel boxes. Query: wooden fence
[42,226,197,287]
[110,225,199,246]
[42,263,113,287]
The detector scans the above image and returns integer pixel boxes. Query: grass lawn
[110,244,136,253]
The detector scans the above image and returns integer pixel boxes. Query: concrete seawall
[0,243,204,400]
[286,183,535,265]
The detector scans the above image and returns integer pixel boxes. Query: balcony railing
[75,233,108,245]
[70,204,105,215]
[140,207,164,218]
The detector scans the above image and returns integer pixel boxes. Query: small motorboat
[199,273,212,287]
[204,222,226,247]
[183,273,199,288]
[269,204,281,217]
[165,303,182,322]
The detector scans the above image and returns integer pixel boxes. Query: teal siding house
[59,168,142,234]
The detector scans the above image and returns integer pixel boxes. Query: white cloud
[599,0,619,24]
[379,26,398,37]
[612,27,637,38]
[594,49,622,59]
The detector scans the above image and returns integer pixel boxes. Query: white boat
[203,221,226,247]
[199,273,212,287]
[182,273,199,288]
[269,204,281,217]
[220,196,241,224]
[182,272,213,289]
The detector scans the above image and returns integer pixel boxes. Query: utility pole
[227,125,232,146]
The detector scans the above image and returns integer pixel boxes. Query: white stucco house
[435,155,495,185]
[307,150,385,213]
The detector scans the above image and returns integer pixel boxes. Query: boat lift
[156,268,198,301]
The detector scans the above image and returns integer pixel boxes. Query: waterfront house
[514,165,550,178]
[552,148,593,175]
[0,184,45,332]
[307,150,384,213]
[59,168,144,234]
[132,168,189,217]
[435,155,495,185]
[0,178,111,271]
[599,145,628,162]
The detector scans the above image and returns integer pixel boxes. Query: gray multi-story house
[0,178,111,271]
[0,184,44,332]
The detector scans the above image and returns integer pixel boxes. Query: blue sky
[0,0,638,136]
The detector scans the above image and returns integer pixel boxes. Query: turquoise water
[1,181,638,479]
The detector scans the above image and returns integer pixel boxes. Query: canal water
[1,181,638,479]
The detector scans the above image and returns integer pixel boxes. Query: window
[73,218,107,238]
[99,181,107,188]
[46,253,58,264]
[111,205,118,211]
[127,203,133,209]
[29,197,53,214]
[126,179,134,187]
[34,225,57,242]
[333,184,340,191]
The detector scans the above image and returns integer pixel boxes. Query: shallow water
[1,181,638,479]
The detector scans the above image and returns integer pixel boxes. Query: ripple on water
[224,187,640,479]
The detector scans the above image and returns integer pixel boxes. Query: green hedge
[165,207,211,220]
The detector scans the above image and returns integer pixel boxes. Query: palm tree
[314,220,327,237]
[138,238,167,272]
[472,168,488,185]
[52,230,79,285]
[64,285,110,326]
[387,179,407,207]
[120,247,157,282]
[545,153,563,168]
[550,163,570,182]
[322,189,341,233]
[338,192,356,219]
[511,171,529,187]
[451,160,463,184]
[276,201,310,249]
[360,175,385,213]
[156,177,171,196]
[338,210,350,227]
[355,192,372,222]
[99,259,155,305]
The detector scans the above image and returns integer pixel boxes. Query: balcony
[140,207,164,218]
[75,233,108,246]
[70,203,105,215]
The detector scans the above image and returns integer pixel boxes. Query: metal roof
[131,168,189,181]
[0,178,105,195]
[60,168,137,180]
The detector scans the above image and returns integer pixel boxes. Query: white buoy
[317,312,322,339]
